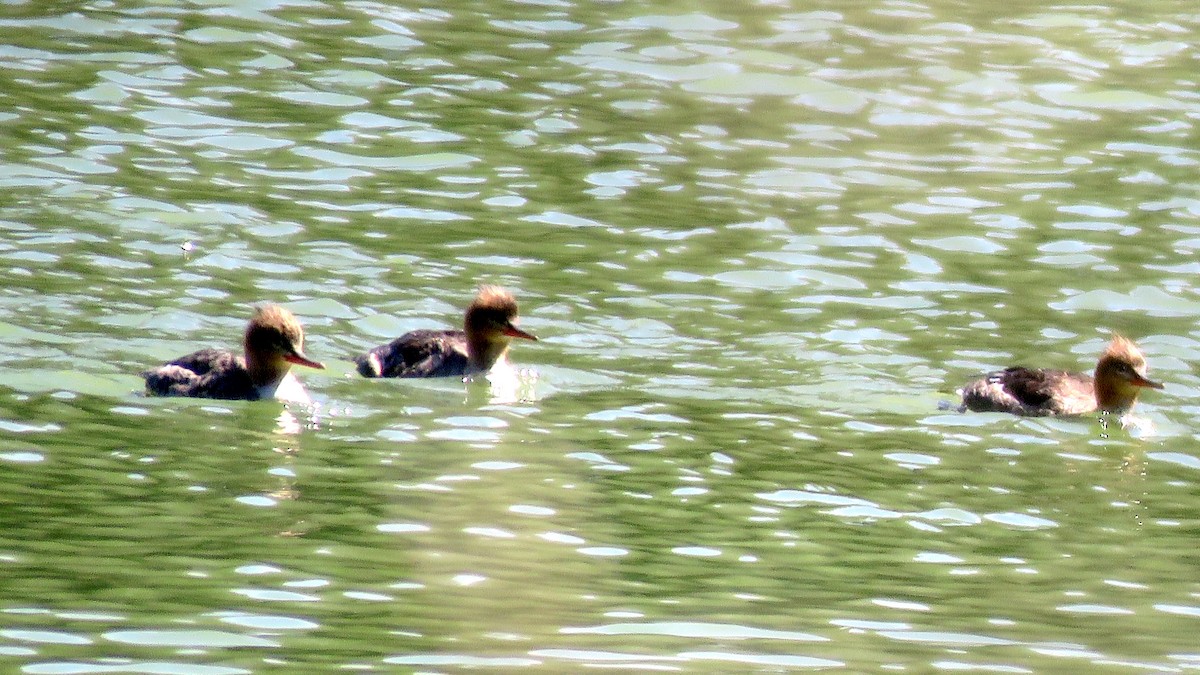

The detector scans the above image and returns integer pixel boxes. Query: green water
[0,0,1198,672]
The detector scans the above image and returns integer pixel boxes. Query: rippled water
[1,0,1199,672]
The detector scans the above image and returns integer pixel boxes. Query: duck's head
[244,305,325,384]
[1093,334,1163,412]
[463,286,536,369]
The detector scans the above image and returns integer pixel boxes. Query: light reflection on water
[0,0,1197,672]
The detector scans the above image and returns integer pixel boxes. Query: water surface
[1,0,1198,672]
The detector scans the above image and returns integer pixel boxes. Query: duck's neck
[1093,371,1137,413]
[245,347,291,390]
[466,335,510,373]
[266,371,311,404]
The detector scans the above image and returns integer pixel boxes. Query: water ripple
[562,621,826,642]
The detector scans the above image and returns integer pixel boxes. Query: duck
[355,285,537,378]
[958,334,1163,416]
[143,304,325,401]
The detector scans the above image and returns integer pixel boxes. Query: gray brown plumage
[355,286,537,379]
[959,335,1163,416]
[143,305,325,400]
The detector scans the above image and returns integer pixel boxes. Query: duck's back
[355,329,470,378]
[143,348,258,399]
[961,367,1097,416]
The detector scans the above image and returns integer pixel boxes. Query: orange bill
[1131,374,1164,389]
[285,350,326,369]
[503,324,537,341]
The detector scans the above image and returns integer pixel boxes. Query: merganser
[143,304,325,401]
[958,334,1163,416]
[355,285,537,378]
